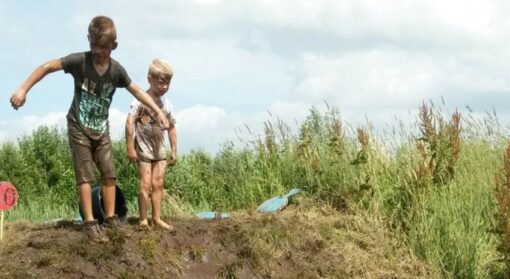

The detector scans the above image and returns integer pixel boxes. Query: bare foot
[139,219,150,230]
[153,219,175,231]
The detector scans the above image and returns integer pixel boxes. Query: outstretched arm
[10,59,63,110]
[126,83,169,129]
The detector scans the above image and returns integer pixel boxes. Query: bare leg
[151,160,173,230]
[79,182,94,221]
[138,161,152,226]
[101,178,116,217]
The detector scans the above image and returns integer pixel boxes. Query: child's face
[89,36,116,65]
[148,75,171,96]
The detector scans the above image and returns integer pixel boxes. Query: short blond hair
[148,59,173,80]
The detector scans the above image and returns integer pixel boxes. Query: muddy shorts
[136,150,167,164]
[68,122,116,185]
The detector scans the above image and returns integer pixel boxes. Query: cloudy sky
[1,0,510,153]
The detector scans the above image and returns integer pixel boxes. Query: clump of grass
[0,266,38,279]
[106,227,127,251]
[73,237,125,266]
[162,190,194,218]
[327,109,345,158]
[297,109,323,180]
[495,141,510,274]
[351,127,370,166]
[263,120,278,158]
[220,214,295,271]
[188,245,205,263]
[34,251,57,268]
[414,103,462,187]
[216,261,241,279]
[164,249,183,274]
[139,234,158,261]
[117,271,139,279]
[218,204,434,278]
[69,227,126,266]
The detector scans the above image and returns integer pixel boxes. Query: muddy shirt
[61,52,131,140]
[129,95,175,161]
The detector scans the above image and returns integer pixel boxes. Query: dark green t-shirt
[61,51,131,139]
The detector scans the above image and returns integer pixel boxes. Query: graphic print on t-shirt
[79,78,113,132]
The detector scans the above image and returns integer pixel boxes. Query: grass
[1,103,509,278]
[219,203,435,278]
[5,202,78,223]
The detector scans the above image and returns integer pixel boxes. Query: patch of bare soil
[0,203,438,278]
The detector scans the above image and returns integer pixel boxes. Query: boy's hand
[167,153,177,166]
[10,88,27,110]
[157,111,170,130]
[127,147,138,163]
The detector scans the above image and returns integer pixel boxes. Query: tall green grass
[0,104,508,278]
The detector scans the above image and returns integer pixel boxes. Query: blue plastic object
[257,188,301,213]
[196,211,230,219]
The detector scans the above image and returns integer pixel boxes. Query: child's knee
[101,178,115,187]
[152,177,164,187]
[139,189,150,198]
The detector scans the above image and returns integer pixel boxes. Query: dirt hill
[0,203,437,278]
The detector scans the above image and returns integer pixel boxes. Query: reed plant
[2,103,510,278]
[495,141,510,277]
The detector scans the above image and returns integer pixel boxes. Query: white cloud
[174,104,239,151]
[3,0,510,154]
[113,104,258,153]
[108,108,128,140]
[0,105,254,154]
[20,112,67,128]
[289,44,510,111]
[428,0,493,33]
[176,105,228,133]
[0,112,67,142]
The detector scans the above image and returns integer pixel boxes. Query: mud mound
[0,204,437,278]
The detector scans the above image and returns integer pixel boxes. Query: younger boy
[10,16,169,242]
[125,59,177,230]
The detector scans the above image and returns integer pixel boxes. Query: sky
[1,0,510,154]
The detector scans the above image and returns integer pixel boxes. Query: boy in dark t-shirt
[9,16,169,242]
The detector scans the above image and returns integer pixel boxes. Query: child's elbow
[39,60,62,74]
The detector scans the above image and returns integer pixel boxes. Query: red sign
[0,181,18,210]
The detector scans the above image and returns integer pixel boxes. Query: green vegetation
[1,103,509,278]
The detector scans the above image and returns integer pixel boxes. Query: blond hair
[148,59,173,80]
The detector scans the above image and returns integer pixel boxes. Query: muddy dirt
[0,205,436,278]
